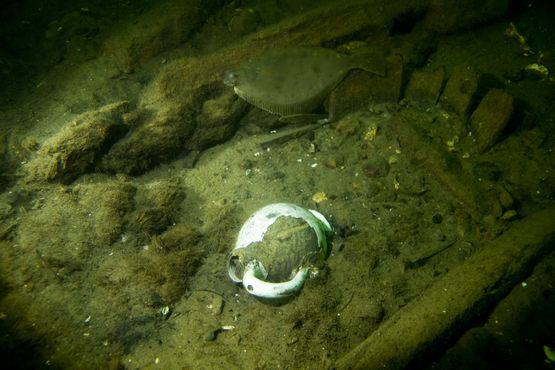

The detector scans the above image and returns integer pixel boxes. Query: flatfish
[223,47,385,117]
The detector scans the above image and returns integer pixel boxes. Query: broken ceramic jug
[227,203,333,300]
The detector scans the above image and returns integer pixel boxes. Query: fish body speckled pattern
[224,47,385,116]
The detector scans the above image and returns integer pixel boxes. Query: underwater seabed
[0,0,554,369]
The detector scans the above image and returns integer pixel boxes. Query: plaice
[224,47,385,117]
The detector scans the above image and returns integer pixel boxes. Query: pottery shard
[470,89,514,153]
[405,67,445,105]
[439,64,480,117]
[25,101,130,184]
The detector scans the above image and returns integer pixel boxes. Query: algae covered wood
[335,206,555,370]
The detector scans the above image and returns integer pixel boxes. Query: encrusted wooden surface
[335,206,555,370]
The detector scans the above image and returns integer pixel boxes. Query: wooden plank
[335,206,555,370]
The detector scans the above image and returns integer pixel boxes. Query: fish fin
[279,113,328,124]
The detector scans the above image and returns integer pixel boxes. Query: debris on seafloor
[523,63,549,80]
[439,64,480,117]
[311,191,328,204]
[469,88,514,153]
[404,67,446,105]
[504,22,533,55]
[204,325,236,341]
[227,203,333,300]
[24,101,130,183]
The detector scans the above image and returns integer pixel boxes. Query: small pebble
[432,213,443,224]
[499,189,513,209]
[211,296,224,315]
[500,209,518,220]
[205,330,218,341]
[324,158,337,169]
